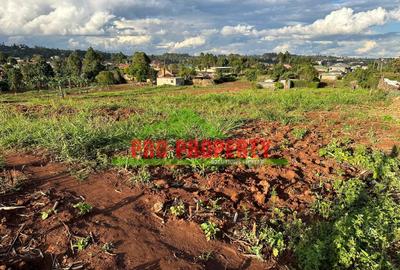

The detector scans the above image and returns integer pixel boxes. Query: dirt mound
[12,104,76,118]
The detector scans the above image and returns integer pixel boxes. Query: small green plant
[130,167,151,185]
[72,236,90,252]
[169,201,185,217]
[73,202,93,216]
[41,209,54,220]
[70,168,92,181]
[291,128,308,140]
[207,198,222,213]
[200,221,220,241]
[198,251,214,262]
[101,242,115,253]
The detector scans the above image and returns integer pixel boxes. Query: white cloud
[265,7,388,38]
[273,43,291,53]
[356,40,377,54]
[221,24,257,36]
[86,35,151,49]
[0,1,115,35]
[172,36,206,49]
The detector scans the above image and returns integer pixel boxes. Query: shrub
[275,82,284,89]
[95,71,117,85]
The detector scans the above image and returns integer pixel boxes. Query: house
[378,77,400,91]
[329,63,350,73]
[157,76,185,86]
[193,74,214,86]
[157,67,175,78]
[319,72,343,81]
[314,65,329,73]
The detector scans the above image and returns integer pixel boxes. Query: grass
[0,85,390,167]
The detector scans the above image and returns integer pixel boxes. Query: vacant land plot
[0,84,400,269]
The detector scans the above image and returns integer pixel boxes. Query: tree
[112,52,127,64]
[82,47,104,81]
[245,69,258,82]
[66,52,82,77]
[178,64,196,80]
[7,68,23,93]
[0,52,7,65]
[392,58,400,73]
[297,64,319,81]
[129,52,151,82]
[270,64,286,81]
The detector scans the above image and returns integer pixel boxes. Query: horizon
[0,1,400,58]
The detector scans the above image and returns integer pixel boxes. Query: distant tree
[392,58,400,73]
[7,68,23,93]
[66,52,82,77]
[270,64,286,81]
[245,69,258,82]
[344,68,379,89]
[7,57,17,65]
[129,52,151,82]
[50,57,65,77]
[216,57,229,67]
[178,65,196,80]
[0,52,7,65]
[297,64,319,81]
[82,47,104,81]
[112,52,127,64]
[277,51,291,64]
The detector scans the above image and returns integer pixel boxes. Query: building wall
[156,77,185,86]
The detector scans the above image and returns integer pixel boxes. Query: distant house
[193,74,214,86]
[157,76,185,86]
[157,67,175,78]
[319,72,343,81]
[378,77,400,91]
[314,65,329,73]
[329,63,350,73]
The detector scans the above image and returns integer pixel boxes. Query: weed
[200,221,220,241]
[298,143,400,270]
[291,128,308,140]
[72,236,90,252]
[70,167,92,181]
[41,209,54,220]
[207,198,222,213]
[73,202,93,216]
[197,251,214,262]
[129,167,151,186]
[169,201,185,217]
[101,242,115,253]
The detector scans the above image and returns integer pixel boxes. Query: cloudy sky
[0,0,399,57]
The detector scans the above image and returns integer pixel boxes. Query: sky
[0,0,399,57]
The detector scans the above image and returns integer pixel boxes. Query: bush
[275,82,284,89]
[95,71,117,85]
